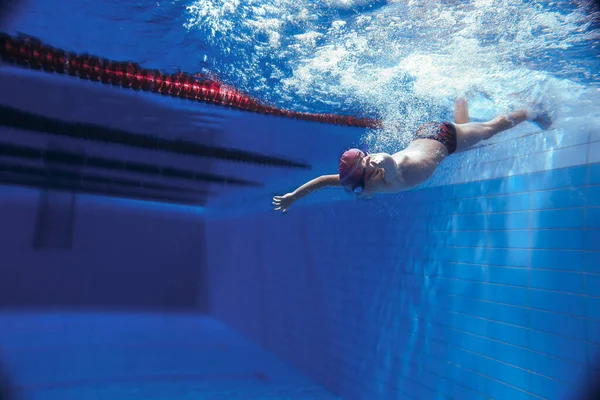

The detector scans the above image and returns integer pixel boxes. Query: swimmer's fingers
[272,205,289,214]
[272,194,294,213]
[272,195,291,206]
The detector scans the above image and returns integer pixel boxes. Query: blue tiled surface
[0,314,339,400]
[488,248,530,267]
[488,266,529,286]
[530,165,587,190]
[531,187,586,209]
[207,164,598,400]
[585,252,600,273]
[586,273,600,295]
[488,174,531,194]
[454,214,490,231]
[587,297,600,320]
[586,230,600,250]
[530,269,584,293]
[529,289,586,316]
[529,309,587,340]
[486,320,530,347]
[589,163,600,185]
[531,208,585,229]
[489,212,530,230]
[586,208,600,228]
[489,230,530,248]
[531,230,584,250]
[456,247,486,264]
[588,186,600,206]
[531,249,584,271]
[488,193,531,212]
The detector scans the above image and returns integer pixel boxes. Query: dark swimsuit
[412,122,457,155]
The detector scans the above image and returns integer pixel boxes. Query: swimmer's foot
[526,101,554,130]
[532,109,553,130]
[454,97,470,124]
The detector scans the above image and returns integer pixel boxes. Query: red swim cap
[338,148,364,186]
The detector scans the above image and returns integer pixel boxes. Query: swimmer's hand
[272,193,296,214]
[273,174,341,213]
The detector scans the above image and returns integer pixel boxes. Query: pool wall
[0,187,207,311]
[0,187,340,399]
[206,123,600,400]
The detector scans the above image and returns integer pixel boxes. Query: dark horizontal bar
[0,162,208,206]
[0,105,311,169]
[0,142,263,187]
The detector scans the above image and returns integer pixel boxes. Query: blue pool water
[1,0,600,399]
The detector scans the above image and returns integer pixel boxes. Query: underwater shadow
[0,357,20,400]
[575,348,600,400]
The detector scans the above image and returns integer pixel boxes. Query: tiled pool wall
[206,124,600,399]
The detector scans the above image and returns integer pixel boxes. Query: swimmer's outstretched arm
[272,174,340,213]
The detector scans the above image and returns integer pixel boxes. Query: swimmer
[272,97,552,213]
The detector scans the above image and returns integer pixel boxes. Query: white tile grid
[589,141,600,164]
[552,144,589,170]
[428,128,591,188]
[473,127,588,166]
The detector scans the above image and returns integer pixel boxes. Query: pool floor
[0,312,338,400]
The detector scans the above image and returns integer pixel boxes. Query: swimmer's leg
[454,97,470,124]
[453,109,534,152]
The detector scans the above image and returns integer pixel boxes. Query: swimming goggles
[351,167,366,194]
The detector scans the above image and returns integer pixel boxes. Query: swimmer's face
[343,152,383,197]
[355,168,383,199]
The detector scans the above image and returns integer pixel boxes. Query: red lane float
[0,33,382,129]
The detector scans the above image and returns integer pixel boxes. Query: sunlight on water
[184,0,600,152]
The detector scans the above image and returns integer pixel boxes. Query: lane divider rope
[0,33,381,129]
